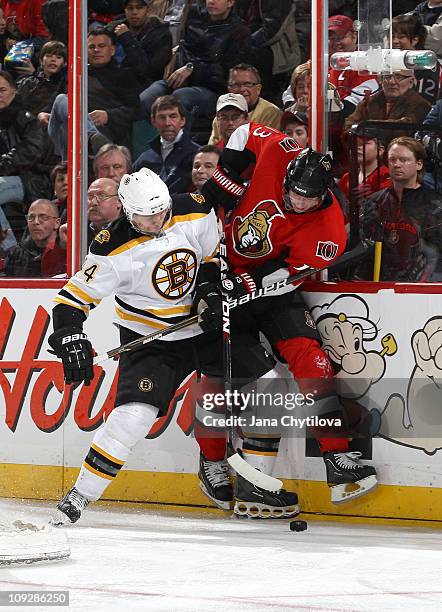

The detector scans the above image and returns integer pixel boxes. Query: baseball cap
[216,93,248,113]
[328,15,354,36]
[280,110,308,130]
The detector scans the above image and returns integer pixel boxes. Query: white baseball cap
[216,93,248,113]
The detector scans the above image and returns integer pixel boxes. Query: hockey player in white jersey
[48,168,230,524]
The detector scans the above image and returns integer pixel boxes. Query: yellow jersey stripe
[145,304,191,316]
[53,296,90,313]
[109,235,153,256]
[91,443,125,466]
[242,449,279,457]
[115,306,169,329]
[82,462,114,480]
[65,281,101,305]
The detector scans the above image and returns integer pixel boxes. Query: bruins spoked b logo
[138,378,153,392]
[152,249,197,299]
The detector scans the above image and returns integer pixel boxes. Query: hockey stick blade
[93,315,200,364]
[228,453,283,491]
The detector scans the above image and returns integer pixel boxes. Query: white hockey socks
[75,402,158,501]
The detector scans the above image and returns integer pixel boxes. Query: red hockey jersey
[223,123,347,276]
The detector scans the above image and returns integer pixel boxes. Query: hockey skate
[234,474,299,519]
[198,453,233,511]
[51,487,89,526]
[323,451,378,504]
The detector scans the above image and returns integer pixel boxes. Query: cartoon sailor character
[311,295,397,400]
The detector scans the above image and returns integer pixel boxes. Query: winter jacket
[345,88,432,144]
[357,184,442,281]
[0,0,48,44]
[235,0,292,47]
[177,5,251,95]
[0,96,53,204]
[16,67,67,116]
[133,132,200,194]
[3,234,66,278]
[235,0,300,74]
[87,60,141,146]
[107,16,172,87]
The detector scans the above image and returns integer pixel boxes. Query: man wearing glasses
[2,199,65,278]
[58,178,123,251]
[209,64,281,146]
[345,69,432,143]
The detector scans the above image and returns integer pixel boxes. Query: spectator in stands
[88,0,125,26]
[50,161,68,222]
[139,0,251,120]
[234,1,301,102]
[392,13,440,104]
[414,0,442,56]
[344,70,432,144]
[93,143,132,182]
[414,0,442,28]
[15,40,67,126]
[418,98,442,191]
[48,27,141,158]
[280,109,309,148]
[0,0,49,52]
[0,7,8,65]
[3,199,65,278]
[133,95,199,194]
[328,15,379,117]
[338,136,391,201]
[111,0,172,90]
[210,93,249,149]
[189,144,220,192]
[0,70,53,212]
[282,60,310,110]
[356,136,442,281]
[208,64,281,145]
[86,177,122,243]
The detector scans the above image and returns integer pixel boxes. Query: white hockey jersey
[54,193,219,341]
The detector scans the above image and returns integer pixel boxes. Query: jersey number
[83,264,98,283]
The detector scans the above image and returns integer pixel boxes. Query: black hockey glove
[48,327,95,385]
[219,271,257,299]
[201,165,246,212]
[192,282,222,332]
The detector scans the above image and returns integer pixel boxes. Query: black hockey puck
[289,520,308,532]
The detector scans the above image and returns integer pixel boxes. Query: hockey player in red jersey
[197,123,378,515]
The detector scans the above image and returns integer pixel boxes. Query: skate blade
[233,500,299,519]
[331,475,378,504]
[199,482,232,511]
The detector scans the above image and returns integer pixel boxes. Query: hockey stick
[225,239,371,310]
[94,242,369,366]
[218,210,284,492]
[92,315,199,365]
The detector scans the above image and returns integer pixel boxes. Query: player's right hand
[48,328,95,385]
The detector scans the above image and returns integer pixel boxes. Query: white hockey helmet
[118,168,171,223]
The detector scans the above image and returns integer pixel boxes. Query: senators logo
[232,200,284,258]
[316,241,339,261]
[152,249,197,299]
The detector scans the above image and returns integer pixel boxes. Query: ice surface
[0,498,442,611]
